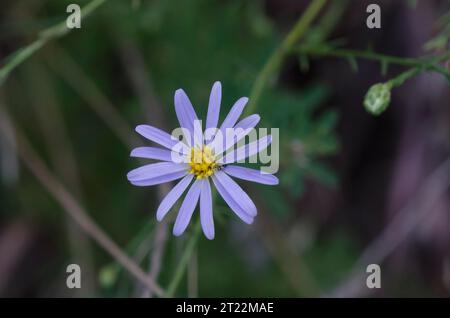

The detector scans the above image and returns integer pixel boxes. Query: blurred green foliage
[1,0,348,297]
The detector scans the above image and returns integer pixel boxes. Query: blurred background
[0,0,450,297]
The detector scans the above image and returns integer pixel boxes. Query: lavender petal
[212,171,256,223]
[224,165,278,185]
[127,162,188,186]
[206,81,221,130]
[173,180,202,236]
[200,178,214,240]
[234,114,260,131]
[130,147,174,162]
[174,89,199,144]
[212,114,261,155]
[156,174,194,221]
[136,125,178,150]
[218,135,272,164]
[219,97,248,130]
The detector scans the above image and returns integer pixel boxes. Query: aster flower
[127,81,278,240]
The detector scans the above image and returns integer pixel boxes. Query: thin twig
[296,46,450,78]
[147,220,169,288]
[328,156,450,297]
[255,203,321,297]
[45,45,139,148]
[23,61,95,296]
[165,0,329,296]
[187,248,198,298]
[47,44,172,296]
[246,0,328,115]
[0,107,165,297]
[115,39,173,297]
[116,39,168,127]
[0,0,107,86]
[166,221,202,297]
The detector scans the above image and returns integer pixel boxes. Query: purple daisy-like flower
[127,81,278,240]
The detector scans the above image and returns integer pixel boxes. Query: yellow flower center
[188,146,218,179]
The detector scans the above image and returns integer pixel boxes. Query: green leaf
[346,56,358,72]
[381,60,389,76]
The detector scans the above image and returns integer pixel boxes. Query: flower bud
[363,83,392,115]
[99,265,118,288]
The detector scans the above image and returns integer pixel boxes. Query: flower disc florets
[188,146,219,179]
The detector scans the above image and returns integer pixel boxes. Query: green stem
[165,0,329,296]
[387,52,450,88]
[0,39,45,85]
[388,68,421,87]
[99,218,156,286]
[166,221,202,297]
[297,46,450,78]
[0,0,107,86]
[245,0,327,115]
